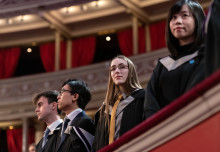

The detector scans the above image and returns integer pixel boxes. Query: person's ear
[72,93,79,101]
[52,102,57,110]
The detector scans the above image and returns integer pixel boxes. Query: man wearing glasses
[33,90,63,152]
[56,79,95,152]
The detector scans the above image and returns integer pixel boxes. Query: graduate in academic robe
[56,79,95,152]
[144,0,206,119]
[33,90,63,152]
[92,55,145,151]
[205,0,220,76]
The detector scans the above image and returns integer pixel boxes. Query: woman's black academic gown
[92,89,145,151]
[144,45,205,119]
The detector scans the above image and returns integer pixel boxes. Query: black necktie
[42,127,50,148]
[60,117,70,143]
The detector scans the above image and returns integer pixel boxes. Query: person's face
[35,96,55,121]
[110,58,129,87]
[57,84,74,114]
[28,145,36,152]
[169,4,195,46]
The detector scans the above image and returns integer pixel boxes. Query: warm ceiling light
[7,18,13,25]
[20,15,24,22]
[95,0,99,7]
[106,36,111,42]
[9,126,14,130]
[81,5,88,11]
[65,7,69,14]
[27,48,32,53]
[0,19,4,25]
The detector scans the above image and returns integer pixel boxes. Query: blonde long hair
[100,55,142,127]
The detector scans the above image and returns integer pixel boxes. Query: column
[55,31,61,71]
[22,117,28,152]
[145,24,151,52]
[66,39,72,69]
[132,16,138,55]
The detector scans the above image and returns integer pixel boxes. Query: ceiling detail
[0,0,212,47]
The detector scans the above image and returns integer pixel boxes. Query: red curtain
[0,47,20,79]
[150,20,166,51]
[72,36,96,68]
[40,41,66,72]
[60,41,67,70]
[40,42,55,72]
[7,128,22,152]
[7,127,35,152]
[117,28,133,56]
[117,26,146,56]
[138,26,146,54]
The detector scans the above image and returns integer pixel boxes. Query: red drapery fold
[150,20,166,51]
[138,26,146,54]
[60,41,67,70]
[0,47,20,79]
[7,128,22,152]
[40,41,66,72]
[71,36,96,68]
[117,26,146,56]
[40,42,55,72]
[7,127,35,152]
[117,28,133,56]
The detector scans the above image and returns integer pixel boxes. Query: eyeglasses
[110,64,128,72]
[59,89,72,95]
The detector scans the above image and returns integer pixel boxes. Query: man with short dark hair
[33,90,62,152]
[56,79,95,152]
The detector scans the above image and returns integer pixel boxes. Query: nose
[57,94,61,100]
[35,107,39,113]
[175,16,182,24]
[115,67,120,73]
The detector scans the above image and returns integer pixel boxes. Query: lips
[115,76,122,79]
[175,27,183,30]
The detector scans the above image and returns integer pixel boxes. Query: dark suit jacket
[36,123,62,152]
[56,111,95,152]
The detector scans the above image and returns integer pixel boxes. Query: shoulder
[132,89,145,98]
[74,112,95,134]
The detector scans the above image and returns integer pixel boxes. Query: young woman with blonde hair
[92,55,145,151]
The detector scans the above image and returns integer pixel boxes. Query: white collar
[47,119,63,132]
[66,108,82,122]
[159,51,198,71]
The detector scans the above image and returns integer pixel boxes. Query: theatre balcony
[0,0,212,152]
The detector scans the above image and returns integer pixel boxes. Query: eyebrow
[37,102,43,106]
[180,10,190,13]
[111,63,127,67]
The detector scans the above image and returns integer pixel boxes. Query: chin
[115,81,125,85]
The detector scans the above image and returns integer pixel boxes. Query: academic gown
[56,111,95,152]
[144,45,205,119]
[205,0,220,76]
[92,89,145,151]
[36,123,62,152]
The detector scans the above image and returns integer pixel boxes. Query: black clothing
[205,0,220,76]
[144,46,205,119]
[56,111,95,152]
[36,123,62,152]
[92,89,145,151]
